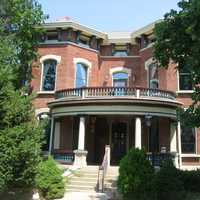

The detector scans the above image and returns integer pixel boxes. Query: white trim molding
[40,54,61,64]
[144,57,156,70]
[73,58,92,69]
[109,67,131,77]
[35,107,50,116]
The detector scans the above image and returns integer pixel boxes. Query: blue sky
[38,0,180,32]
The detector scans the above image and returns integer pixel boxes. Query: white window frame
[110,67,131,87]
[73,58,91,88]
[145,58,159,89]
[39,55,61,93]
[177,70,193,93]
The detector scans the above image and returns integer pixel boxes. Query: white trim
[39,54,61,92]
[54,122,60,149]
[73,58,92,88]
[40,55,61,64]
[35,108,50,116]
[145,58,159,88]
[73,58,92,69]
[37,91,55,95]
[176,90,193,94]
[109,67,131,76]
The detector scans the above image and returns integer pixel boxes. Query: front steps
[66,166,120,200]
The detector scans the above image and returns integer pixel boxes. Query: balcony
[55,87,176,102]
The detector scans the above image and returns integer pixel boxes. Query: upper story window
[42,59,57,91]
[46,31,58,41]
[113,50,128,57]
[76,63,88,88]
[113,72,128,87]
[148,63,159,89]
[181,126,196,154]
[179,67,192,91]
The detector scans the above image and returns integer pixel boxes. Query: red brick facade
[31,20,200,168]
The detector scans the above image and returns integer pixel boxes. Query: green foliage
[179,169,200,193]
[153,160,185,200]
[1,0,47,88]
[0,0,46,193]
[35,157,65,200]
[117,148,154,200]
[154,0,200,127]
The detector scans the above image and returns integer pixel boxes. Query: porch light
[145,114,152,127]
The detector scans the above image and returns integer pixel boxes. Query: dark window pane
[179,74,192,90]
[76,63,87,88]
[42,59,57,91]
[113,72,128,80]
[181,126,196,154]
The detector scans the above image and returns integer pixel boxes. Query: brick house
[32,17,200,170]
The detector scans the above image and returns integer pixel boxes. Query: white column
[170,122,177,152]
[54,121,60,149]
[135,117,142,149]
[177,121,182,168]
[170,122,179,168]
[73,116,88,167]
[78,116,86,150]
[49,117,54,153]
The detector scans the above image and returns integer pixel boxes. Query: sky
[38,0,180,32]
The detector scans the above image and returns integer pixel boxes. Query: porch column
[49,117,54,154]
[135,117,142,149]
[177,121,182,168]
[73,116,88,168]
[170,122,178,168]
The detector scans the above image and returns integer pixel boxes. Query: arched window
[76,63,88,88]
[148,63,159,89]
[42,59,57,91]
[113,72,128,87]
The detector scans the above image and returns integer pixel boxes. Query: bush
[35,156,65,200]
[179,169,200,193]
[153,159,185,200]
[117,148,154,200]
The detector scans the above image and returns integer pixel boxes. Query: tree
[154,0,200,127]
[0,0,46,192]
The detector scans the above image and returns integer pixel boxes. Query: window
[76,63,88,88]
[113,72,128,87]
[113,50,128,57]
[179,67,192,91]
[46,32,58,41]
[42,59,57,91]
[148,63,159,89]
[181,126,196,154]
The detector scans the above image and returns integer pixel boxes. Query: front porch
[48,87,182,168]
[49,115,180,167]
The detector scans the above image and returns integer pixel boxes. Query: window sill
[37,91,55,95]
[181,154,200,158]
[176,90,193,94]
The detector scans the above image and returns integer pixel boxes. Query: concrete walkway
[56,191,109,200]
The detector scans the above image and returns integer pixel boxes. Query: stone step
[71,176,99,182]
[69,180,98,186]
[67,184,97,191]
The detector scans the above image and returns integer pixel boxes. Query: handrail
[97,145,110,192]
[55,87,176,101]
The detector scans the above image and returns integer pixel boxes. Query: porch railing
[52,150,74,164]
[97,145,110,192]
[146,152,175,167]
[55,87,176,101]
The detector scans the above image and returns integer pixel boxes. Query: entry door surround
[110,119,129,165]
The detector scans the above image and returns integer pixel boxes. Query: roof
[42,17,161,44]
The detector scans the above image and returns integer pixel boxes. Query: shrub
[117,148,154,200]
[179,169,200,193]
[35,156,65,200]
[153,159,185,200]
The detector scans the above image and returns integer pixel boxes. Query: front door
[111,122,127,165]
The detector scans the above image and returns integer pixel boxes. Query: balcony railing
[55,87,176,101]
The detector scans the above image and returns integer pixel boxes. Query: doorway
[111,121,127,165]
